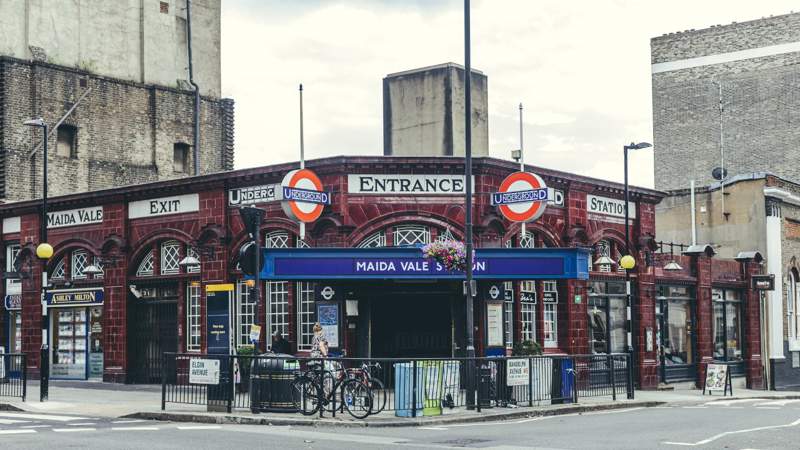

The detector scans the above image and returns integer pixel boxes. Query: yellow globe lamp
[36,243,54,260]
[619,254,636,270]
[245,279,256,288]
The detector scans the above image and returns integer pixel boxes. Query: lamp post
[24,118,52,401]
[622,141,651,387]
[463,0,477,409]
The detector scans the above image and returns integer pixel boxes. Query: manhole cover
[435,438,491,447]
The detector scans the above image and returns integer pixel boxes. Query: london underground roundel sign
[491,171,548,223]
[281,168,331,223]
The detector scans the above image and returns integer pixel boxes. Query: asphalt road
[2,398,800,449]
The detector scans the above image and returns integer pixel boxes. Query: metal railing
[0,353,27,402]
[161,353,633,417]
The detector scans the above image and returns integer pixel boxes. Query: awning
[259,247,589,281]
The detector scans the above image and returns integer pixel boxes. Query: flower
[421,240,473,272]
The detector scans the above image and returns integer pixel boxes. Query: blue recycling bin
[560,359,574,403]
[394,362,424,417]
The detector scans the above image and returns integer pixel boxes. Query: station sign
[281,169,330,223]
[45,288,104,307]
[492,172,549,223]
[587,195,636,219]
[48,206,103,229]
[129,194,199,219]
[228,184,280,206]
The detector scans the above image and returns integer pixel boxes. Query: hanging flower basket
[421,240,471,272]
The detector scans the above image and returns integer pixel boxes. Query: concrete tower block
[383,63,488,157]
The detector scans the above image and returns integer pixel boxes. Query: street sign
[752,274,775,291]
[281,168,330,223]
[491,171,548,222]
[189,358,220,385]
[506,358,530,386]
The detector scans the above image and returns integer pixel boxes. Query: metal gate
[127,294,178,384]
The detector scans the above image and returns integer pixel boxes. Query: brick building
[651,12,800,192]
[0,155,763,389]
[0,0,233,202]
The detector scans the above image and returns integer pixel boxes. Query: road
[1,398,799,449]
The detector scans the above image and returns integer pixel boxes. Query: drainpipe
[186,0,200,176]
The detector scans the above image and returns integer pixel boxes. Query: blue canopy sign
[259,247,589,280]
[45,288,104,307]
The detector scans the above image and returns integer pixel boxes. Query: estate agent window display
[656,285,696,382]
[712,288,745,375]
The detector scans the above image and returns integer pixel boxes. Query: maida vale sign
[48,206,103,229]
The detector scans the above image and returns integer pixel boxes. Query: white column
[766,206,785,360]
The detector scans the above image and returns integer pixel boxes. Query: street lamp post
[463,0,477,409]
[24,118,53,401]
[622,141,651,388]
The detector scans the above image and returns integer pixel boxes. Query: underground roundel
[491,171,548,223]
[281,168,331,223]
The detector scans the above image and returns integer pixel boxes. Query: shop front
[655,285,696,382]
[46,288,104,380]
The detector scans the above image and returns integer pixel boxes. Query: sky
[221,0,799,189]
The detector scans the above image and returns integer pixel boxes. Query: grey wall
[383,63,488,157]
[651,13,800,191]
[0,0,220,97]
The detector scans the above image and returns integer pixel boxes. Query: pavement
[1,379,799,428]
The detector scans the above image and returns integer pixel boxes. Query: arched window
[160,240,182,275]
[136,250,154,277]
[357,232,386,248]
[520,231,536,249]
[265,231,289,338]
[51,258,66,280]
[438,229,456,242]
[71,250,89,279]
[393,225,430,246]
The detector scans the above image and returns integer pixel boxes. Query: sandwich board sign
[702,363,732,396]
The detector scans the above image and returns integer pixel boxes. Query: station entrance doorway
[358,281,462,359]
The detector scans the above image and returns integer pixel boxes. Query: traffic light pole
[239,206,266,353]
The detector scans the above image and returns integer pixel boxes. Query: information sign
[486,303,503,347]
[318,303,339,348]
[506,358,530,387]
[189,358,220,385]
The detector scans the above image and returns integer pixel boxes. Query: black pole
[253,224,261,353]
[186,0,200,176]
[463,0,476,409]
[40,123,49,402]
[623,144,635,386]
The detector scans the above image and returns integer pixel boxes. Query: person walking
[271,330,291,354]
[310,323,329,359]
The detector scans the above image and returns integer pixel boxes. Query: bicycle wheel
[341,379,373,419]
[368,378,387,415]
[320,371,338,412]
[291,376,320,416]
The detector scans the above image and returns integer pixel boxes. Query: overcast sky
[221,0,798,189]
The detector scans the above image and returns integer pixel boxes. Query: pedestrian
[310,323,329,359]
[271,330,291,354]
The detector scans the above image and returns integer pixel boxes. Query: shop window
[160,240,181,275]
[173,143,189,173]
[71,250,89,279]
[56,124,77,158]
[357,232,386,248]
[235,280,256,348]
[788,270,799,342]
[51,258,66,280]
[712,289,743,361]
[296,282,316,351]
[657,285,695,366]
[393,225,430,246]
[136,250,154,277]
[588,281,627,354]
[504,281,514,348]
[521,281,536,342]
[186,284,201,352]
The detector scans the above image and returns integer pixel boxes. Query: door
[127,295,177,384]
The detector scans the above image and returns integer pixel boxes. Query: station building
[0,155,765,390]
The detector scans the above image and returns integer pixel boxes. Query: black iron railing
[161,353,633,417]
[0,353,27,402]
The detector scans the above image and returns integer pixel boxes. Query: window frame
[173,143,190,173]
[160,240,181,275]
[56,124,77,158]
[186,283,201,352]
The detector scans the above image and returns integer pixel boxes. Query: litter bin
[394,362,423,417]
[477,362,496,409]
[249,354,298,413]
[551,358,574,404]
[421,361,444,416]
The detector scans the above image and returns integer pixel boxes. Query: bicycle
[346,362,387,415]
[291,361,373,419]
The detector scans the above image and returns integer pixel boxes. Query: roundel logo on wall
[280,168,331,223]
[491,171,549,223]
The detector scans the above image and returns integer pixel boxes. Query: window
[56,125,77,158]
[173,143,190,173]
[161,240,181,275]
[136,250,154,277]
[520,232,536,249]
[51,258,66,279]
[438,229,456,242]
[297,282,316,351]
[235,280,255,348]
[713,289,743,361]
[504,282,514,348]
[358,232,386,248]
[186,284,201,352]
[6,244,21,290]
[265,231,290,337]
[588,281,627,354]
[544,303,558,347]
[520,281,536,342]
[393,225,430,246]
[657,285,695,366]
[71,250,89,279]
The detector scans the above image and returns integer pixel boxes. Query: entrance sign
[260,247,590,281]
[228,184,280,206]
[348,174,473,195]
[129,194,199,219]
[587,195,636,219]
[48,206,103,229]
[45,288,104,307]
[492,172,548,223]
[317,303,339,348]
[506,358,530,386]
[281,169,330,223]
[189,358,220,385]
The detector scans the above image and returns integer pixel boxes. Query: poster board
[206,284,234,356]
[317,303,340,348]
[703,363,732,396]
[486,303,503,347]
